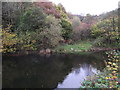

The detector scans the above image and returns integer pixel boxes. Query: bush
[1,25,18,53]
[16,32,37,51]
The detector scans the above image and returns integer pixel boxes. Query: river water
[2,52,107,88]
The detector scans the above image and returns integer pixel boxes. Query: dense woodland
[1,2,119,53]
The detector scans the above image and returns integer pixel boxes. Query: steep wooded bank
[1,2,119,54]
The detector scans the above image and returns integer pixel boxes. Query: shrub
[1,25,17,53]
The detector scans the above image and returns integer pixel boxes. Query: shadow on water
[2,51,107,88]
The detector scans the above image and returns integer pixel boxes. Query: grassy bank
[55,41,92,53]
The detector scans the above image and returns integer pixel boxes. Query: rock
[39,49,45,54]
[71,48,74,51]
[39,48,52,55]
[46,48,51,54]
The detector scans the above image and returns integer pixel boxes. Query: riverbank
[54,41,119,53]
[55,42,92,53]
[3,47,119,57]
[3,41,119,56]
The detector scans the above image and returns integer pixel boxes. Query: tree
[71,16,81,29]
[31,15,63,49]
[2,2,32,30]
[56,4,73,40]
[91,17,119,47]
[18,7,47,32]
[60,18,73,40]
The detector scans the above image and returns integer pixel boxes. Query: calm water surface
[3,52,107,88]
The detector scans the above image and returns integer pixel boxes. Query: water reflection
[57,64,99,88]
[3,52,106,88]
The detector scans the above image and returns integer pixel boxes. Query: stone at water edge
[46,48,51,54]
[39,49,45,54]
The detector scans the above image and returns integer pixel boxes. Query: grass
[55,41,92,53]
